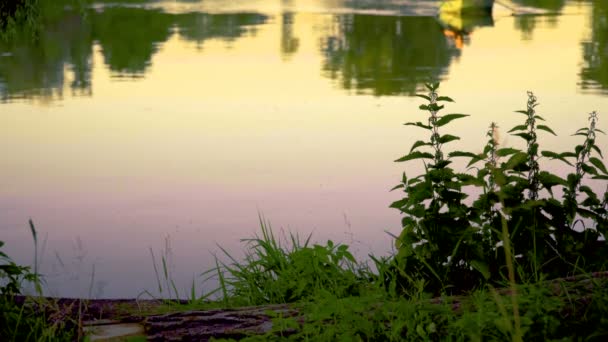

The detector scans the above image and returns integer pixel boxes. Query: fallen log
[11,271,608,341]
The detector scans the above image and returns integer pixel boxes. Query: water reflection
[0,12,93,102]
[94,8,174,77]
[512,0,566,11]
[511,0,565,40]
[437,11,494,49]
[580,0,608,93]
[176,13,267,49]
[0,7,267,101]
[320,15,461,96]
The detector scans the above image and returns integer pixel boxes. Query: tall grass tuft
[211,215,367,306]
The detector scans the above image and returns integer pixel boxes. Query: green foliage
[212,217,368,306]
[0,241,36,297]
[0,223,74,341]
[390,84,608,295]
[218,278,608,342]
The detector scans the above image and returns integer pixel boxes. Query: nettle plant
[390,83,608,295]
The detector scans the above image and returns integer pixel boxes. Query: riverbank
[11,271,608,341]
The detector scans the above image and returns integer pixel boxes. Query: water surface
[1,0,607,298]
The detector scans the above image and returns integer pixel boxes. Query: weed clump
[390,83,608,295]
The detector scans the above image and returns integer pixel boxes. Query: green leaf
[504,152,528,170]
[431,160,453,169]
[508,124,528,133]
[541,151,574,166]
[467,155,485,167]
[404,122,432,130]
[415,94,431,101]
[470,260,490,280]
[592,175,608,180]
[515,110,530,115]
[596,128,606,134]
[581,163,598,176]
[438,134,460,144]
[390,184,405,191]
[496,148,520,157]
[436,114,469,127]
[513,132,534,142]
[448,151,479,159]
[457,173,484,186]
[436,96,455,102]
[537,125,557,135]
[535,115,546,121]
[425,83,439,91]
[395,151,434,162]
[589,157,608,175]
[419,104,429,110]
[410,140,431,152]
[538,171,566,193]
[591,145,603,158]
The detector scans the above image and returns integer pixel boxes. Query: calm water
[1,0,607,299]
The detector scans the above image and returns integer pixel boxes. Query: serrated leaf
[591,145,603,158]
[508,124,528,133]
[513,132,534,141]
[589,157,608,175]
[541,151,574,166]
[410,140,431,152]
[395,151,434,162]
[405,122,432,130]
[431,160,453,169]
[390,184,405,191]
[581,163,598,176]
[457,173,484,186]
[467,155,484,167]
[496,148,520,157]
[436,96,455,102]
[505,152,528,170]
[449,151,479,158]
[537,125,557,135]
[428,103,445,112]
[436,114,469,127]
[438,134,460,144]
[538,172,566,194]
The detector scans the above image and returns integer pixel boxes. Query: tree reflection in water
[320,15,461,96]
[580,0,608,93]
[0,7,268,102]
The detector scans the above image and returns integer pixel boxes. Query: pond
[1,0,607,299]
